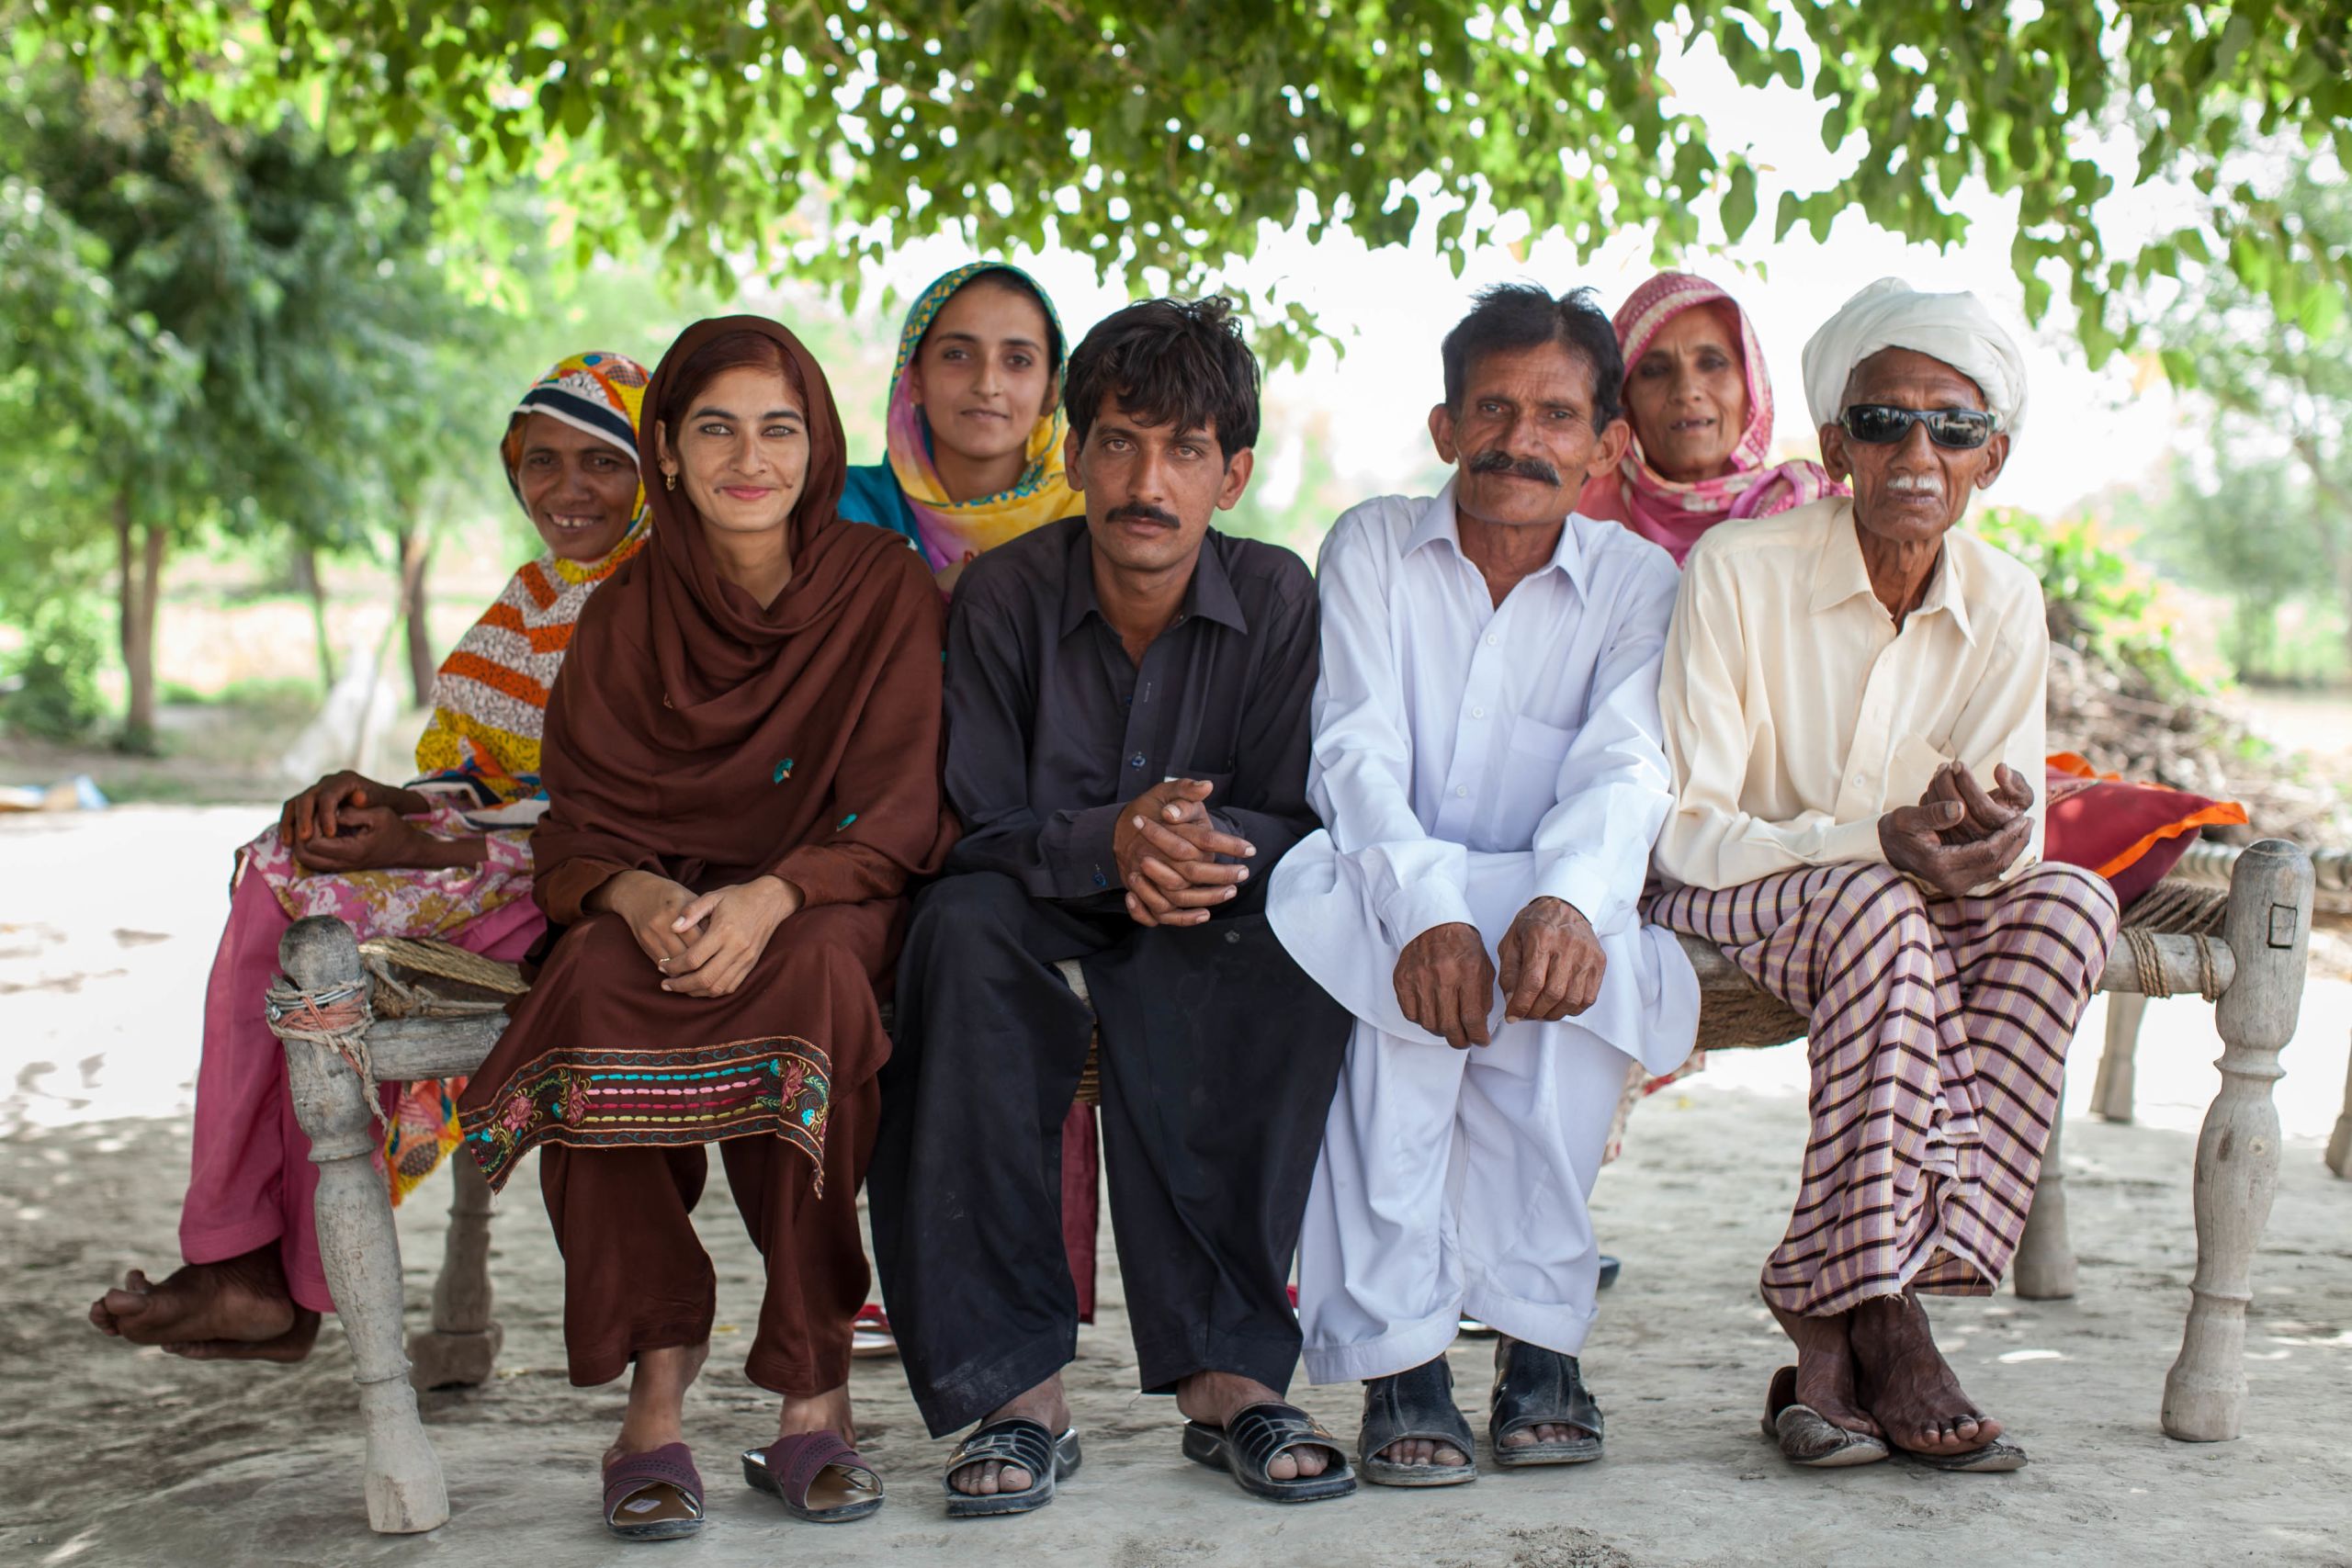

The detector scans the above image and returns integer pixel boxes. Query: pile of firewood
[2045,613,2352,852]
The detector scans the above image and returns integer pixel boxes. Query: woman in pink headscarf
[1577,272,1837,564]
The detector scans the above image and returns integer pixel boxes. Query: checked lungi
[1645,860,2119,1316]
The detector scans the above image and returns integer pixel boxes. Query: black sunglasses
[1839,403,2001,450]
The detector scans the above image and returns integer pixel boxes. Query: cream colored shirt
[1653,497,2047,891]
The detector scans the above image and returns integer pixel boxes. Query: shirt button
[1485,635,1499,648]
[1129,753,1147,769]
[1092,871,1109,888]
[1454,785,1469,798]
[1472,706,1486,719]
[1224,930,1240,945]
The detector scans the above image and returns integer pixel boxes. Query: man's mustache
[1467,448,1563,486]
[1107,503,1181,527]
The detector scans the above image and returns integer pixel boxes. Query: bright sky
[837,32,2180,529]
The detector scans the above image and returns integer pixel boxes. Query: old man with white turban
[1645,278,2118,1472]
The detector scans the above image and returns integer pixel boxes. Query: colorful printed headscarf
[881,262,1078,582]
[409,351,652,821]
[1578,272,1839,564]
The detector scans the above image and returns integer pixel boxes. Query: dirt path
[5,808,2349,1567]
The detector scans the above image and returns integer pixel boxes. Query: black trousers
[870,870,1350,1437]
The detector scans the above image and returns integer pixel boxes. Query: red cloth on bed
[2041,753,2247,908]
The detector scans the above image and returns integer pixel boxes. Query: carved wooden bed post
[2325,1044,2352,1179]
[277,916,450,1532]
[2012,1101,2077,1300]
[2162,839,2312,1441]
[2089,992,2147,1122]
[408,1152,503,1389]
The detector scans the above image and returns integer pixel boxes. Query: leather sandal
[1759,1365,1890,1469]
[1358,1357,1477,1486]
[602,1441,705,1540]
[741,1429,884,1523]
[1181,1401,1357,1503]
[1894,1433,2029,1472]
[1488,1339,1604,1467]
[943,1418,1082,1517]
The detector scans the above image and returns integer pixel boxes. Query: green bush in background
[1978,506,2201,699]
[3,598,107,740]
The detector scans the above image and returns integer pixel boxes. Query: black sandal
[1358,1357,1478,1486]
[1488,1339,1603,1467]
[942,1418,1081,1517]
[1760,1365,1890,1469]
[1181,1401,1357,1504]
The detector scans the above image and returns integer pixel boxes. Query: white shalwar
[1269,481,1700,1384]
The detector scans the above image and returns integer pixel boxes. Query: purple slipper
[741,1429,884,1523]
[603,1441,705,1540]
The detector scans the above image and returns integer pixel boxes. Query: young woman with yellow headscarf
[838,262,1080,594]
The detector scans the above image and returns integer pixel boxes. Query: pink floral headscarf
[1576,271,1841,564]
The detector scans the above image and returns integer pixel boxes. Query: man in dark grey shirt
[870,297,1354,1514]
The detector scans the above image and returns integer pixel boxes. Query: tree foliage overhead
[17,0,2351,367]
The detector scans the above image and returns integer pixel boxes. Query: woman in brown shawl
[458,315,951,1538]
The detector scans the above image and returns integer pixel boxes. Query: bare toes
[1268,1452,1298,1481]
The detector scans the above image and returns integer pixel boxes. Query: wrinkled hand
[661,876,802,998]
[1496,897,1607,1023]
[1880,800,2032,898]
[597,870,702,972]
[1393,921,1498,1050]
[287,804,437,874]
[1922,761,2035,845]
[1115,778,1254,928]
[279,772,431,855]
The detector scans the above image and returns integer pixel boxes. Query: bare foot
[1768,1302,1881,1438]
[951,1372,1069,1496]
[165,1310,322,1363]
[1177,1370,1332,1480]
[1493,1337,1598,1450]
[1849,1292,2002,1456]
[604,1340,711,1473]
[777,1383,855,1448]
[89,1247,298,1348]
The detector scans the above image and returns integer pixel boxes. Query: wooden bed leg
[408,1150,503,1389]
[2163,840,2312,1442]
[278,916,450,1533]
[2014,1100,2077,1299]
[2325,1040,2352,1179]
[2090,992,2146,1122]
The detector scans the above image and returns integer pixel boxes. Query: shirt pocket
[1499,716,1575,844]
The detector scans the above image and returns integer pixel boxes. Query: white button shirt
[1268,480,1699,1075]
[1652,498,2049,891]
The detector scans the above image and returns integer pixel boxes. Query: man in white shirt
[1268,284,1700,1486]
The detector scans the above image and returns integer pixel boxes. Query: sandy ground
[4,807,2350,1568]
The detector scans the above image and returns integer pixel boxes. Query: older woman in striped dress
[1646,280,2119,1473]
[88,352,651,1361]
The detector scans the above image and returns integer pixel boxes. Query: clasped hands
[597,869,803,998]
[1114,777,1256,928]
[1391,897,1606,1051]
[1877,761,2036,898]
[280,770,481,874]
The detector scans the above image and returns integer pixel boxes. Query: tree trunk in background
[112,488,164,752]
[290,544,335,689]
[396,523,437,708]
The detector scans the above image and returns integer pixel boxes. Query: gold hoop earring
[663,469,678,491]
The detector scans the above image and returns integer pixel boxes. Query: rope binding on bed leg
[265,976,389,1127]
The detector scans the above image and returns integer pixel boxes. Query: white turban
[1801,277,2029,439]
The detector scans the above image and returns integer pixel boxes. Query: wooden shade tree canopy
[17,0,2352,368]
